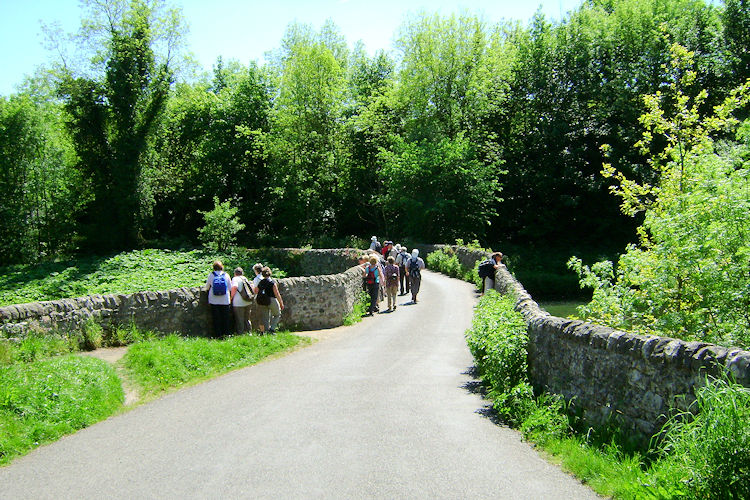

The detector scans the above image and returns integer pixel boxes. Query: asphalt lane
[0,270,599,499]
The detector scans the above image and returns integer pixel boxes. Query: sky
[0,0,588,96]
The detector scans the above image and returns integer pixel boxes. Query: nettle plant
[569,41,750,349]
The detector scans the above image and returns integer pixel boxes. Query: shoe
[394,305,397,310]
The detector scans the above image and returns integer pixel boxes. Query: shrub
[426,248,481,289]
[79,318,103,351]
[343,291,369,326]
[198,197,246,252]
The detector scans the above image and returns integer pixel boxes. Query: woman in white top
[230,267,253,334]
[205,260,232,338]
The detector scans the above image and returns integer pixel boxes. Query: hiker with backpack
[230,267,253,334]
[369,236,382,253]
[478,252,503,295]
[407,249,426,304]
[253,266,284,334]
[205,260,232,338]
[395,245,410,296]
[362,255,382,316]
[384,256,400,312]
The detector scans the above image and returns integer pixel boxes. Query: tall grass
[343,291,369,326]
[123,332,308,395]
[0,355,124,465]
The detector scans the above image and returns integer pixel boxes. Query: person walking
[396,246,411,296]
[384,256,400,312]
[205,260,232,338]
[362,255,381,316]
[407,249,426,304]
[230,267,253,334]
[253,267,284,334]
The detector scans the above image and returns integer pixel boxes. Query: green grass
[0,355,124,465]
[123,332,308,395]
[0,247,287,307]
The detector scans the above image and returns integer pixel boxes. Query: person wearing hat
[407,248,426,303]
[395,245,411,296]
[381,240,393,258]
[369,236,380,252]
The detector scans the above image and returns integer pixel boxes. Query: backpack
[256,278,273,306]
[385,266,399,286]
[212,271,228,296]
[238,276,252,301]
[374,242,382,254]
[478,259,495,279]
[409,258,421,279]
[365,266,378,285]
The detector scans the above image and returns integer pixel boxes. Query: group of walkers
[205,261,284,338]
[360,236,426,316]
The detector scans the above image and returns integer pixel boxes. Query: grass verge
[467,290,750,499]
[0,355,124,465]
[123,332,308,395]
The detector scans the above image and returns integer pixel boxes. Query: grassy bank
[466,291,750,499]
[0,248,287,307]
[0,329,310,465]
[123,332,308,396]
[0,355,124,465]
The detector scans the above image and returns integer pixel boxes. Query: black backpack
[238,276,252,301]
[478,259,495,279]
[409,258,421,279]
[256,278,273,306]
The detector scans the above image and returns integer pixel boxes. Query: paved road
[0,270,598,499]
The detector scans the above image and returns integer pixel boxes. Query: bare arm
[273,283,284,310]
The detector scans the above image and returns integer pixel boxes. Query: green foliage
[0,95,78,265]
[0,248,287,307]
[123,332,307,394]
[646,375,750,499]
[571,49,750,349]
[58,0,178,252]
[79,318,103,351]
[0,355,124,465]
[343,291,369,326]
[425,248,481,288]
[197,197,246,252]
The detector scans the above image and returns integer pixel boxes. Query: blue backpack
[212,271,227,296]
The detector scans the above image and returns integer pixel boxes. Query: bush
[426,248,481,289]
[198,197,246,252]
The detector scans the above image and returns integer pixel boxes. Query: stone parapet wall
[491,262,750,439]
[263,248,360,277]
[0,249,365,339]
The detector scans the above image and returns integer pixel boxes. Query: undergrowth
[0,247,287,307]
[466,290,750,499]
[343,291,369,326]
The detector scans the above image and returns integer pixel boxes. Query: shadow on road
[460,366,505,426]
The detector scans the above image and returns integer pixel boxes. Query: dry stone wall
[490,261,750,440]
[0,250,364,339]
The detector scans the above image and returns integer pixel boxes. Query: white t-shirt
[231,276,252,307]
[206,271,231,305]
[253,274,263,288]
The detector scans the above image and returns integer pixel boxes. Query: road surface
[0,270,598,499]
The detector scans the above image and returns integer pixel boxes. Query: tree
[58,0,182,252]
[570,44,750,348]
